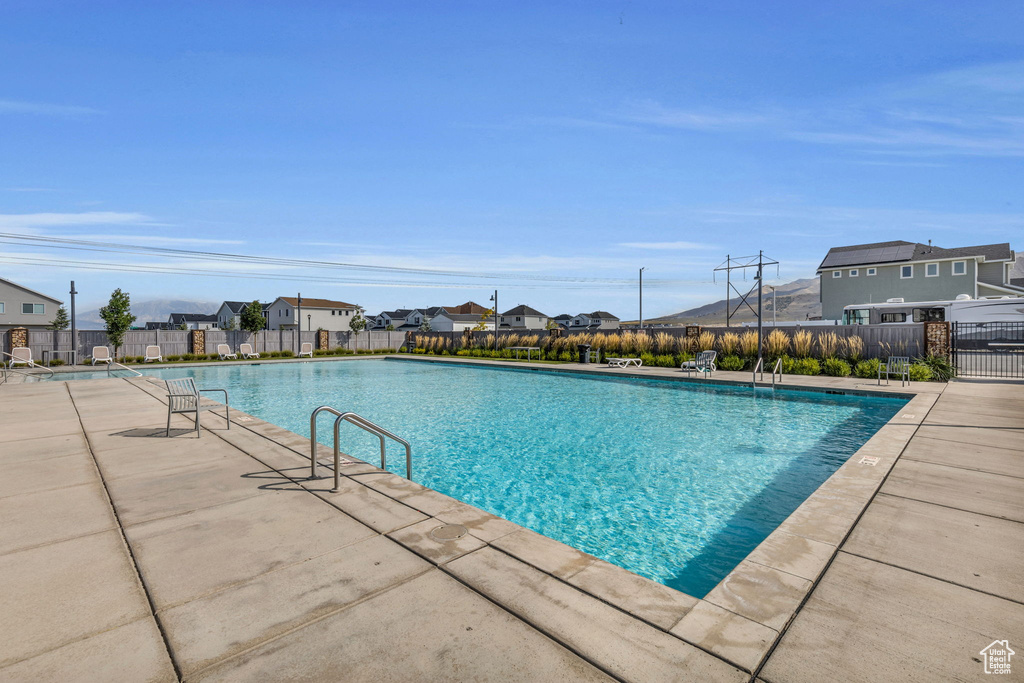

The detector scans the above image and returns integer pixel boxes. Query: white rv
[842,295,1024,325]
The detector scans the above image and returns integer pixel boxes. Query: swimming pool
[77,359,906,597]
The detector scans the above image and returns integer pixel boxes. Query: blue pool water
[74,359,905,597]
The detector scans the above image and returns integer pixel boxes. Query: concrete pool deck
[1,358,1021,681]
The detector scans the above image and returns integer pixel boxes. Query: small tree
[474,308,494,331]
[349,312,367,333]
[220,316,237,331]
[178,322,189,331]
[49,305,70,331]
[99,289,136,359]
[240,300,265,350]
[418,318,432,332]
[385,323,395,331]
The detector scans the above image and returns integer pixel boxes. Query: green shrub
[822,358,852,377]
[47,358,66,367]
[166,355,181,362]
[854,358,880,379]
[558,351,571,361]
[719,354,744,371]
[787,358,821,375]
[640,352,656,367]
[914,354,955,382]
[181,353,196,361]
[654,354,676,367]
[908,363,933,382]
[279,350,295,358]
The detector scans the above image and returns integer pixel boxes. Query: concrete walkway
[0,369,1021,681]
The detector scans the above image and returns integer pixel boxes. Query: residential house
[430,312,494,331]
[569,311,621,331]
[373,309,425,331]
[817,240,1022,320]
[499,305,549,330]
[0,277,63,331]
[551,314,573,329]
[372,302,490,331]
[167,313,219,330]
[216,301,270,330]
[266,296,362,331]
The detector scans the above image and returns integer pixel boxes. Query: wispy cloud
[0,212,155,230]
[4,187,58,192]
[617,241,717,250]
[0,99,101,117]
[613,99,770,131]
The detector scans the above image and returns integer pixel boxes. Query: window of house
[913,308,945,322]
[849,269,859,277]
[832,271,842,278]
[900,265,913,279]
[880,312,907,323]
[345,310,350,315]
[22,303,44,314]
[286,309,290,316]
[952,260,966,276]
[331,310,336,315]
[516,316,521,321]
[866,268,877,276]
[925,263,939,277]
[0,302,5,314]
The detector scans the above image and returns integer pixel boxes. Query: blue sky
[2,1,1022,318]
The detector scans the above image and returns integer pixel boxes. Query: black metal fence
[952,322,1024,378]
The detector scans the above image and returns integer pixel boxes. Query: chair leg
[166,408,172,437]
[195,407,201,437]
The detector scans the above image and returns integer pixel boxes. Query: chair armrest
[198,388,229,401]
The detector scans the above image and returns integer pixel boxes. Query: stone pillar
[317,329,329,350]
[190,329,206,355]
[8,327,28,350]
[924,321,951,358]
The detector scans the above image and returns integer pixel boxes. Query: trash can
[577,343,591,363]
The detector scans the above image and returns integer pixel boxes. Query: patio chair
[239,343,260,359]
[217,343,237,360]
[144,345,163,363]
[299,342,314,358]
[681,350,717,377]
[606,357,642,368]
[91,346,112,365]
[165,377,230,437]
[7,347,33,367]
[878,356,910,387]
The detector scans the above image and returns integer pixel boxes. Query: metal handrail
[771,357,783,388]
[107,361,142,377]
[309,406,413,493]
[1,351,54,379]
[752,356,763,387]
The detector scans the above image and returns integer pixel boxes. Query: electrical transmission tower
[713,251,780,360]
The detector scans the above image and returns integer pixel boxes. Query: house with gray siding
[0,277,63,331]
[817,240,1021,320]
[499,305,549,330]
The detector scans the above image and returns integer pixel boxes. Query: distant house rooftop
[818,241,1014,271]
[168,313,218,324]
[588,311,619,320]
[502,305,547,317]
[278,297,359,309]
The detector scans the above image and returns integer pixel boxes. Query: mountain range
[649,278,822,325]
[76,299,219,329]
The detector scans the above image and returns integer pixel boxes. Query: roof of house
[379,309,419,319]
[588,311,619,320]
[819,241,1014,270]
[0,277,63,304]
[553,313,573,320]
[220,300,254,314]
[168,313,218,323]
[278,297,359,309]
[449,301,489,315]
[502,305,547,317]
[440,313,486,322]
[422,306,447,317]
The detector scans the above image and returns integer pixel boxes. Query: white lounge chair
[239,343,260,359]
[299,342,313,358]
[606,357,642,368]
[217,344,237,360]
[91,346,112,365]
[144,345,163,363]
[878,356,910,387]
[7,347,32,367]
[165,377,230,437]
[681,350,717,377]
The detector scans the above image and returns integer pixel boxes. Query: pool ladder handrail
[107,361,142,377]
[1,351,54,380]
[309,406,413,493]
[752,356,783,388]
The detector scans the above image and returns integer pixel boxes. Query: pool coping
[112,354,940,674]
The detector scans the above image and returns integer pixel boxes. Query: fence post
[924,321,951,359]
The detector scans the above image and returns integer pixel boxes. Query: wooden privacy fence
[11,329,406,363]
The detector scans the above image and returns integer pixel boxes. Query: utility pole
[767,285,777,326]
[70,280,77,365]
[639,267,645,330]
[296,292,302,353]
[490,290,498,350]
[713,252,779,362]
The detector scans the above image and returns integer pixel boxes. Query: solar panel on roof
[820,243,917,269]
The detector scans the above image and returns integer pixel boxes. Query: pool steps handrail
[309,406,413,492]
[752,356,783,389]
[1,364,55,383]
[1,350,55,379]
[107,360,142,377]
